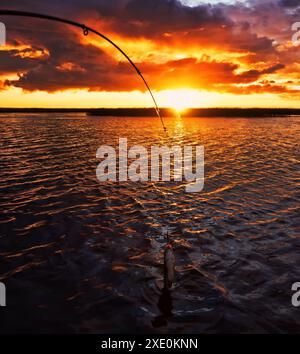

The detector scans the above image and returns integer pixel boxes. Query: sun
[159,89,199,113]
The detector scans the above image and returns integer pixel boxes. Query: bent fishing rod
[0,9,167,132]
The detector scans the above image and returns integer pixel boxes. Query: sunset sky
[0,0,299,108]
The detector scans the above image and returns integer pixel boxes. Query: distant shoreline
[0,107,300,117]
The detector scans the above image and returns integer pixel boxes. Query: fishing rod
[1,9,174,295]
[0,9,167,132]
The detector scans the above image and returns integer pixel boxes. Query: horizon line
[1,107,300,118]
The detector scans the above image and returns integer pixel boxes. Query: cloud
[4,39,138,92]
[0,47,43,74]
[0,0,299,99]
[5,54,285,93]
[279,0,300,8]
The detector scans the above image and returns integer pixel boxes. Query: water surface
[0,114,299,333]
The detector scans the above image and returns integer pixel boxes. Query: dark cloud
[4,38,138,91]
[5,53,285,93]
[0,47,45,74]
[237,64,285,82]
[279,0,300,8]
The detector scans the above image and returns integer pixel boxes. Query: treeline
[1,107,300,117]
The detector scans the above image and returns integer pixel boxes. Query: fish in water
[164,243,175,289]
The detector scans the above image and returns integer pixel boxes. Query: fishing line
[0,9,167,132]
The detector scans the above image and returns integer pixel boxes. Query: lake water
[0,113,299,333]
